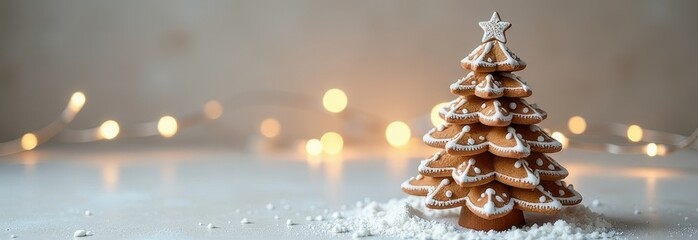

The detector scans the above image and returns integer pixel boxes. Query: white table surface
[1,143,697,239]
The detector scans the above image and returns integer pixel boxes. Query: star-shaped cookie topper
[479,12,511,43]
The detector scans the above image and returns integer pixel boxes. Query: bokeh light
[322,88,348,113]
[646,143,658,157]
[21,133,38,151]
[305,138,323,155]
[99,120,120,140]
[627,125,643,142]
[204,100,223,120]
[430,102,448,127]
[260,118,281,138]
[157,115,178,138]
[320,132,343,154]
[69,91,86,112]
[385,121,411,147]
[567,116,587,135]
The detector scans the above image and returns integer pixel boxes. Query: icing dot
[555,180,563,186]
[479,136,485,140]
[523,108,529,113]
[480,193,486,198]
[485,188,496,195]
[487,57,493,63]
[502,193,507,197]
[495,196,504,202]
[416,174,424,180]
[467,138,475,145]
[548,164,555,170]
[468,158,476,165]
[537,136,544,142]
[514,161,522,168]
[445,190,453,198]
[443,179,450,184]
[481,103,487,109]
[462,125,471,132]
[558,190,565,196]
[507,127,515,133]
[536,158,543,166]
[517,133,523,138]
[462,109,469,113]
[505,133,513,140]
[569,184,575,190]
[473,167,481,174]
[471,81,477,85]
[509,102,517,110]
[539,196,546,203]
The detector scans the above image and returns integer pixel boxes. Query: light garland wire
[0,92,86,156]
[1,89,696,158]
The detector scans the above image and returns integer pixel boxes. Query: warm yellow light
[157,115,178,138]
[69,91,86,112]
[99,120,120,140]
[204,100,223,119]
[430,102,448,127]
[322,88,348,113]
[567,116,587,135]
[21,133,38,151]
[320,132,344,154]
[646,143,658,157]
[551,131,568,149]
[627,125,643,142]
[305,138,323,155]
[260,118,281,138]
[386,121,411,147]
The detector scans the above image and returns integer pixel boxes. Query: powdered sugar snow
[310,196,620,239]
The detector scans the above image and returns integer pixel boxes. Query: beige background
[1,0,697,142]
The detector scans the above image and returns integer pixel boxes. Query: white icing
[481,103,487,109]
[536,158,543,166]
[463,125,471,132]
[400,177,434,193]
[479,100,512,124]
[468,158,475,165]
[537,136,545,141]
[558,189,565,196]
[478,12,511,43]
[416,174,424,180]
[509,102,517,110]
[474,74,504,97]
[522,108,529,113]
[539,196,546,203]
[465,188,514,217]
[512,186,563,211]
[473,167,481,174]
[445,190,453,198]
[424,179,468,208]
[495,195,504,203]
[478,136,485,140]
[498,159,540,186]
[548,164,555,170]
[467,138,475,145]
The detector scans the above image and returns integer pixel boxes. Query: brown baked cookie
[493,157,540,189]
[438,96,483,125]
[460,40,526,72]
[485,127,531,158]
[539,180,583,206]
[423,123,462,148]
[444,124,491,156]
[400,175,442,196]
[424,178,471,209]
[451,72,532,99]
[451,153,496,187]
[510,185,562,215]
[513,124,562,153]
[464,181,515,220]
[503,98,546,125]
[523,152,569,181]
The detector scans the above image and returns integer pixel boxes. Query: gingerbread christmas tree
[401,12,582,231]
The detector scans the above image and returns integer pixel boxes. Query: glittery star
[478,12,511,43]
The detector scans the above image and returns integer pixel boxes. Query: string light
[99,120,120,140]
[627,125,643,142]
[646,143,658,157]
[320,132,343,154]
[21,133,38,151]
[567,116,587,135]
[551,131,568,149]
[260,118,281,138]
[386,121,411,147]
[322,88,348,113]
[69,92,86,112]
[157,116,178,138]
[204,100,223,120]
[305,138,323,155]
[430,102,448,127]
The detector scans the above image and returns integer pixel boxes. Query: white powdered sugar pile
[312,196,621,239]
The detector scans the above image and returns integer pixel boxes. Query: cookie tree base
[458,207,525,231]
